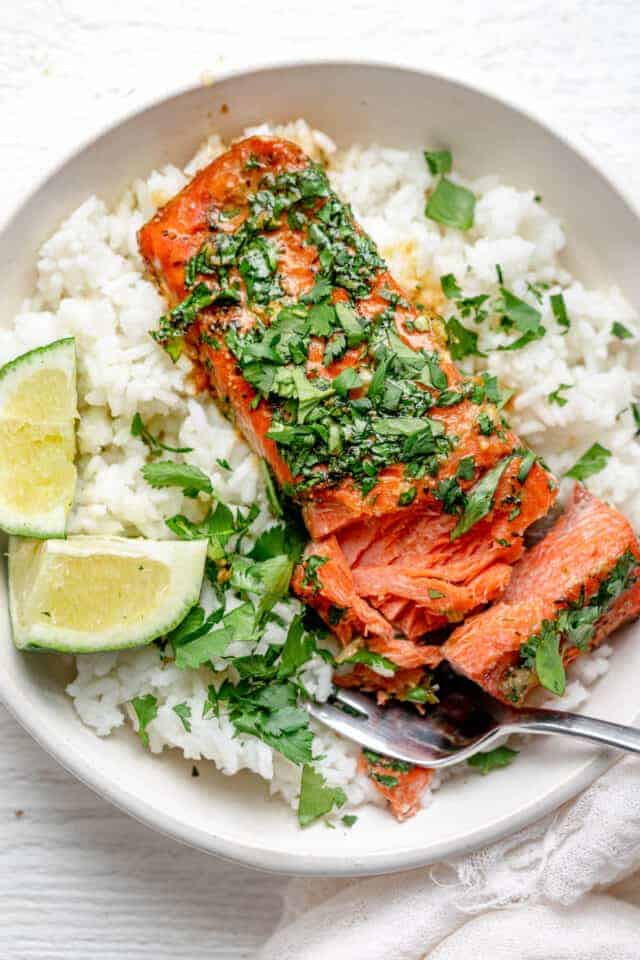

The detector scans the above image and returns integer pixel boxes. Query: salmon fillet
[138,135,556,535]
[443,485,640,704]
[139,134,557,683]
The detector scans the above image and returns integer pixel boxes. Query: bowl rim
[0,57,635,877]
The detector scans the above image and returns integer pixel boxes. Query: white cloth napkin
[258,756,640,959]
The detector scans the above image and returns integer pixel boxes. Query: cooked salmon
[138,136,556,535]
[443,485,640,704]
[139,133,557,682]
[358,749,434,821]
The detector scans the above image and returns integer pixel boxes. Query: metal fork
[305,679,640,767]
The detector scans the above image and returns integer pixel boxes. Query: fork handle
[505,707,640,755]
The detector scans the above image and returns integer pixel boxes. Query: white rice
[4,119,638,822]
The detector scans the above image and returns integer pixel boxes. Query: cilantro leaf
[426,178,476,231]
[173,702,192,732]
[259,458,283,518]
[451,456,511,540]
[308,302,336,337]
[342,814,358,828]
[131,413,193,454]
[335,302,365,347]
[175,603,255,669]
[445,317,485,361]
[565,442,611,481]
[131,695,158,748]
[467,745,519,774]
[550,292,570,330]
[440,273,462,299]
[612,321,634,340]
[297,765,347,827]
[496,288,545,350]
[142,461,212,496]
[424,149,452,175]
[278,615,317,678]
[548,383,572,407]
[535,625,566,696]
[344,648,397,673]
[517,449,537,484]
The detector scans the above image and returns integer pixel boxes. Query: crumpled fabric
[258,756,640,959]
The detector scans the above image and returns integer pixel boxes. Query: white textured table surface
[1,2,640,956]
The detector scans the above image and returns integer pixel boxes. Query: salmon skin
[443,485,640,705]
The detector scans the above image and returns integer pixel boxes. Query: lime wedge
[0,338,77,537]
[9,535,208,652]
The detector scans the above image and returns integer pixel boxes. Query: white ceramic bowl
[1,61,639,877]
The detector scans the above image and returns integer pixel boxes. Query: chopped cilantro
[131,413,193,454]
[426,178,476,231]
[301,555,328,593]
[371,772,399,788]
[548,383,572,407]
[477,412,495,436]
[612,321,634,340]
[445,316,485,361]
[496,288,545,350]
[424,149,452,175]
[550,292,570,331]
[173,702,192,732]
[399,486,417,506]
[297,765,347,827]
[142,460,213,497]
[344,649,397,673]
[131,695,158,748]
[467,746,518,774]
[565,443,611,481]
[440,273,462,299]
[451,455,511,540]
[341,814,358,828]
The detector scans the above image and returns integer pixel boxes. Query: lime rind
[9,535,208,653]
[0,338,77,538]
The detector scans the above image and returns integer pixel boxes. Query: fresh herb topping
[131,413,193,454]
[467,745,518,774]
[131,695,158,748]
[565,442,611,481]
[445,317,485,361]
[153,283,219,348]
[496,288,545,351]
[343,649,398,673]
[440,273,462,299]
[297,764,347,827]
[612,321,634,340]
[426,178,476,231]
[424,150,452,176]
[451,455,511,540]
[550,293,570,331]
[341,814,358,828]
[142,460,213,497]
[548,383,572,407]
[173,702,192,732]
